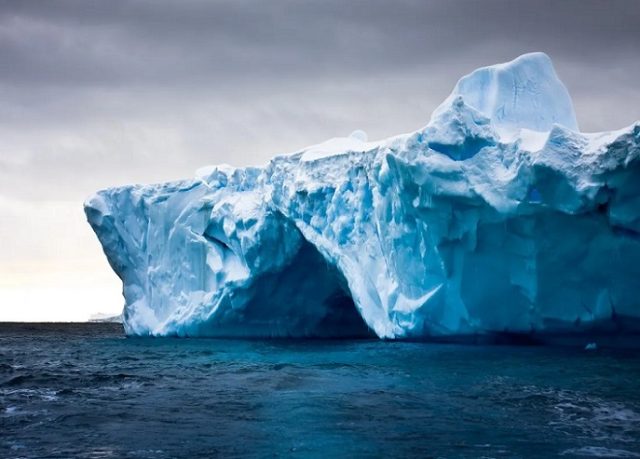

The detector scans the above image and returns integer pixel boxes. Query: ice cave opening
[191,235,374,339]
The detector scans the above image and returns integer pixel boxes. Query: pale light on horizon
[0,200,122,322]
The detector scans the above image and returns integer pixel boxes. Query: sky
[0,0,639,321]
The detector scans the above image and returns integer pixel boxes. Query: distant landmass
[88,312,123,323]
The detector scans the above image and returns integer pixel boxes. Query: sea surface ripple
[1,323,639,458]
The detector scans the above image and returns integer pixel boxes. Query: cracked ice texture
[86,53,640,340]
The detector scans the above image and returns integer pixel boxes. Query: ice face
[85,53,640,340]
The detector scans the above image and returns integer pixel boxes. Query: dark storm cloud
[0,0,639,202]
[2,0,639,88]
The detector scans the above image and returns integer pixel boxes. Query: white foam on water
[561,446,640,457]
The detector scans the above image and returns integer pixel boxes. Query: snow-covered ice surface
[86,53,640,340]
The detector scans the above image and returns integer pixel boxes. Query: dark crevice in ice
[194,236,374,339]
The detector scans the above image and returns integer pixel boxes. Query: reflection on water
[1,323,639,458]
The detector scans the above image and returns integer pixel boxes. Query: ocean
[1,323,639,458]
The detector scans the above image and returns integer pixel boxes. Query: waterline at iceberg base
[85,53,640,342]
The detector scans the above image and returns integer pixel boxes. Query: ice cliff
[86,53,640,341]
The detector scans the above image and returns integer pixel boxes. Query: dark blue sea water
[1,323,639,458]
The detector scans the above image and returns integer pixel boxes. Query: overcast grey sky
[0,0,639,320]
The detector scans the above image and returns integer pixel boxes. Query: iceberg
[85,52,640,341]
